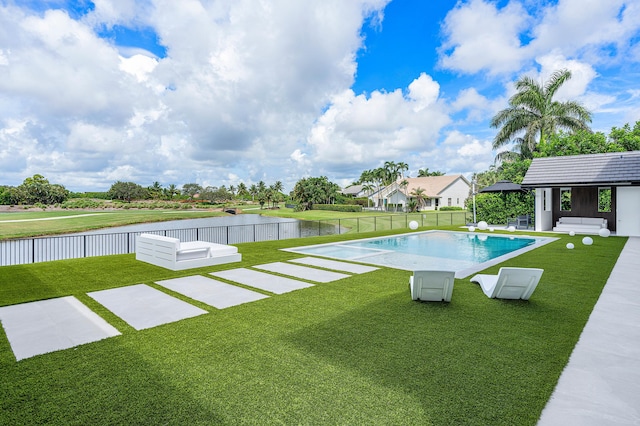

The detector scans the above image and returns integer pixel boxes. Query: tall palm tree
[399,179,409,212]
[491,69,592,159]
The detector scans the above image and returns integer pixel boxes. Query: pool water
[285,231,555,278]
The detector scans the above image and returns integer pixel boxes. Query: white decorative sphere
[409,220,419,230]
[582,236,594,246]
[569,231,575,236]
[477,221,488,230]
[566,243,574,249]
[468,226,476,232]
[598,228,610,238]
[488,227,495,232]
[507,226,516,232]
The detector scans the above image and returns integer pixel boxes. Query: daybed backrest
[581,217,607,227]
[412,270,455,302]
[492,267,544,300]
[136,233,180,263]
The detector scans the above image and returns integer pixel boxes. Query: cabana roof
[522,150,640,187]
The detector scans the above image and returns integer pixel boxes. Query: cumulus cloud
[0,0,390,190]
[439,0,530,74]
[305,73,450,177]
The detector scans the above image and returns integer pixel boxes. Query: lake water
[74,214,298,235]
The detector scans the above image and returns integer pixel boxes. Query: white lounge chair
[409,270,455,302]
[470,267,544,300]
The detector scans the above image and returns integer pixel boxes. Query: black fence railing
[0,212,471,266]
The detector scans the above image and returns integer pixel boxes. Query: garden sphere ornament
[598,228,610,238]
[468,226,476,232]
[409,220,419,230]
[569,231,575,236]
[477,221,488,231]
[566,243,574,249]
[582,237,594,246]
[507,226,516,232]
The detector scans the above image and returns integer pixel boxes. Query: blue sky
[1,0,639,192]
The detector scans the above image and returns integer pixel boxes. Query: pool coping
[283,230,558,278]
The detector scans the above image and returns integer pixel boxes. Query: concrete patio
[538,237,640,425]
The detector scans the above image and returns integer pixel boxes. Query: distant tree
[409,187,427,210]
[108,181,147,202]
[182,183,203,199]
[16,174,69,205]
[291,176,340,210]
[200,186,230,203]
[164,184,179,200]
[237,182,248,198]
[417,168,444,177]
[249,184,258,201]
[148,182,163,200]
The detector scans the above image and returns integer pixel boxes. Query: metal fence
[0,211,470,266]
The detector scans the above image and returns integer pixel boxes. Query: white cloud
[439,0,530,74]
[306,74,451,175]
[0,0,391,190]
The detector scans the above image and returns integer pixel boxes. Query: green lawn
[0,228,626,425]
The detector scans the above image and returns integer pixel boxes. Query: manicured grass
[0,228,626,424]
[0,210,227,240]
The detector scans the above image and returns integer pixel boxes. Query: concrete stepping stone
[88,284,207,330]
[0,296,120,361]
[155,275,269,309]
[211,268,313,294]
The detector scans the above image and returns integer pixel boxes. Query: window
[425,199,432,207]
[456,198,460,205]
[447,198,452,206]
[598,187,611,212]
[560,188,571,211]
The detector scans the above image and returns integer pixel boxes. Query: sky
[1,0,639,193]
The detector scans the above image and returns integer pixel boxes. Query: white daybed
[135,233,241,271]
[553,217,608,234]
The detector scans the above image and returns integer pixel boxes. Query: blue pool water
[285,231,555,278]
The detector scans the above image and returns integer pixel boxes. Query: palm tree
[491,69,592,159]
[410,187,427,210]
[417,168,444,177]
[237,182,248,199]
[399,179,409,212]
[249,184,258,201]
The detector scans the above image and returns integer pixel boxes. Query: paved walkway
[538,237,640,425]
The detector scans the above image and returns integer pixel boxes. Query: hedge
[312,204,362,212]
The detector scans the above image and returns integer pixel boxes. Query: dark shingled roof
[522,151,640,187]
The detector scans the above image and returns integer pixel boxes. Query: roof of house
[522,151,640,187]
[380,175,469,198]
[341,184,363,195]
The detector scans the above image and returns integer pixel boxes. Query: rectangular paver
[0,296,120,361]
[288,257,379,274]
[211,268,313,294]
[88,284,207,330]
[155,275,269,309]
[253,262,350,283]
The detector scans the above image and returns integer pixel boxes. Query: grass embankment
[0,210,228,240]
[0,228,626,425]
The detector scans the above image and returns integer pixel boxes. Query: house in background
[522,151,640,236]
[374,175,470,211]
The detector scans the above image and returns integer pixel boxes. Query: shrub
[312,204,362,212]
[439,206,464,211]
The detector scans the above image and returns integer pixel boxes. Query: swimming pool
[284,231,556,278]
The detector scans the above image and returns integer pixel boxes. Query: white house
[372,175,471,211]
[521,151,640,236]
